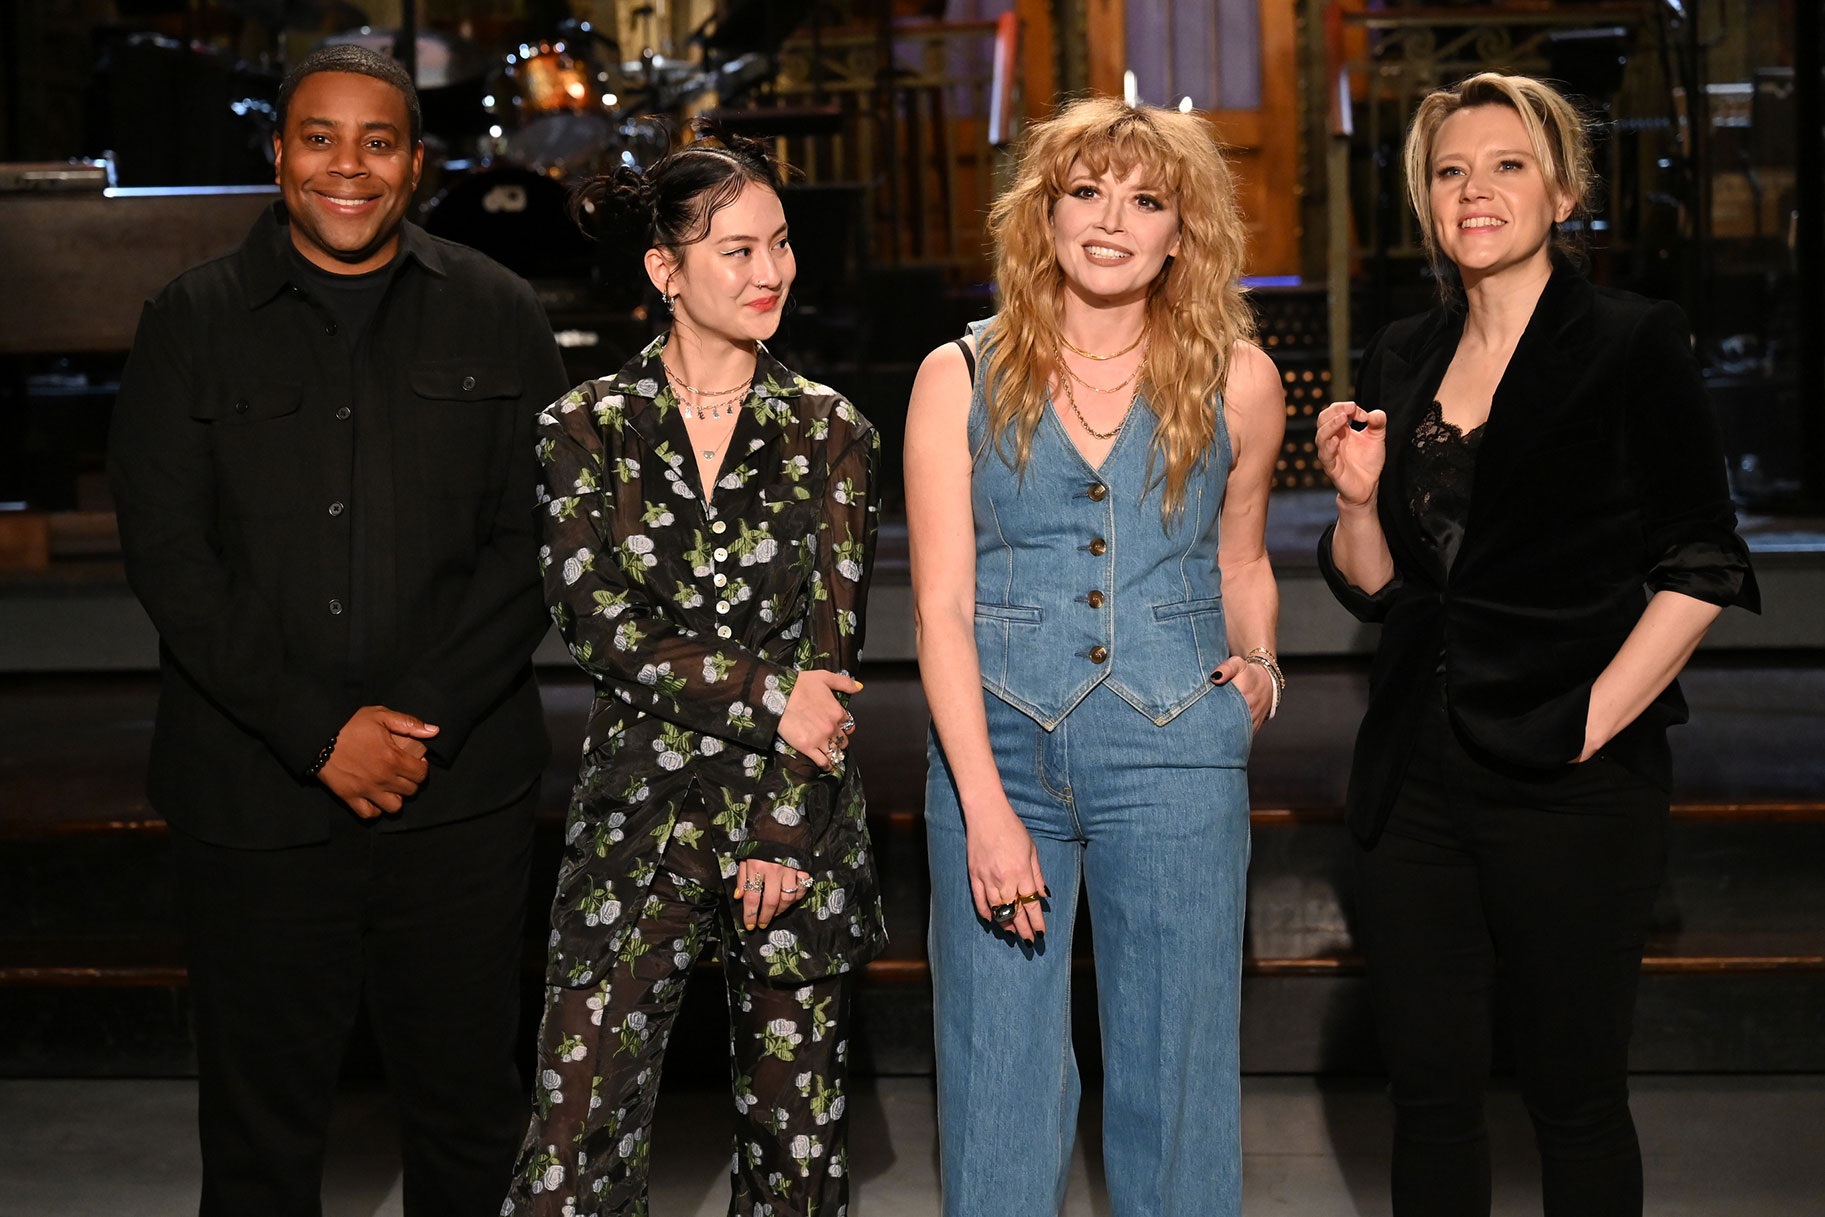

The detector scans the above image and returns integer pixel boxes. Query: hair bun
[569,163,652,238]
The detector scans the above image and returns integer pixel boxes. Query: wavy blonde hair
[1403,72,1596,299]
[985,96,1255,518]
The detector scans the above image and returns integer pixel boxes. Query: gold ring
[1015,892,1042,905]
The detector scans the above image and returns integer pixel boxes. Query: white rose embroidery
[762,675,788,715]
[562,548,593,585]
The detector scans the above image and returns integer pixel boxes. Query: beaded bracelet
[305,733,339,779]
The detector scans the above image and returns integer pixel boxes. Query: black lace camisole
[1405,399,1485,572]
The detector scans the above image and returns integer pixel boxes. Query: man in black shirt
[108,45,567,1216]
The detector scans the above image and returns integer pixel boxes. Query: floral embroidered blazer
[536,335,886,986]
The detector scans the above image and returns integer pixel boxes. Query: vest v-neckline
[1044,392,1137,476]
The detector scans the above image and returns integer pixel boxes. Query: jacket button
[1089,645,1109,664]
[336,406,352,421]
[328,501,344,517]
[711,520,727,534]
[461,375,477,392]
[233,399,249,414]
[1089,537,1107,556]
[1086,589,1105,608]
[324,322,338,336]
[1088,483,1107,501]
[716,625,732,639]
[328,599,344,616]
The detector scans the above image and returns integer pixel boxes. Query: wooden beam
[1085,0,1126,98]
[1016,0,1058,117]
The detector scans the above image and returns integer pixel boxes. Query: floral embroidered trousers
[504,806,855,1217]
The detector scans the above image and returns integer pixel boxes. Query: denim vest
[967,318,1240,741]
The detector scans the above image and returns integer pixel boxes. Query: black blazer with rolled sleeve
[1318,264,1760,846]
[109,205,571,848]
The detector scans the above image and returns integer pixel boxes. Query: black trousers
[1357,695,1668,1217]
[174,793,535,1217]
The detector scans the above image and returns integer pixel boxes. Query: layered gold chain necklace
[1055,326,1148,440]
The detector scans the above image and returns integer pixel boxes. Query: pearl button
[716,600,730,614]
[713,547,728,561]
[713,573,727,587]
[716,625,732,638]
[711,520,727,534]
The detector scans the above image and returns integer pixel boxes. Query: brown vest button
[1089,537,1107,556]
[1089,645,1109,664]
[1088,483,1107,501]
[1086,589,1105,608]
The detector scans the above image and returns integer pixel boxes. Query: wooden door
[1085,0,1303,277]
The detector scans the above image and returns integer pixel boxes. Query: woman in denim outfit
[905,98,1286,1216]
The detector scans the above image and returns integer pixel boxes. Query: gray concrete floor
[2,1075,1822,1215]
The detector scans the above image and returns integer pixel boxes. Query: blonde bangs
[985,97,1255,519]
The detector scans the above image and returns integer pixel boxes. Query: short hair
[1402,72,1595,297]
[277,44,423,146]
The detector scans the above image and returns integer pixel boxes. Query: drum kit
[316,20,714,281]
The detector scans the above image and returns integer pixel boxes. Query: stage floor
[2,1073,1821,1215]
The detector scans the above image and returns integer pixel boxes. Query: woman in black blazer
[1316,73,1759,1217]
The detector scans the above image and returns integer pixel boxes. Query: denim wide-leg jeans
[927,680,1253,1217]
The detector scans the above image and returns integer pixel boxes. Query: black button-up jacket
[110,204,569,847]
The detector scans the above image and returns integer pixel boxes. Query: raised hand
[1315,400,1388,509]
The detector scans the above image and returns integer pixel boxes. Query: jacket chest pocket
[190,382,308,514]
[403,359,522,500]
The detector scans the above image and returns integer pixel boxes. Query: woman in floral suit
[505,121,885,1217]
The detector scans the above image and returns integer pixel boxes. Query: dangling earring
[661,291,674,314]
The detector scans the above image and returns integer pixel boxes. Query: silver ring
[825,746,843,764]
[781,884,799,894]
[841,716,856,733]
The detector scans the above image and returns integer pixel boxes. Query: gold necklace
[1060,354,1147,395]
[1060,324,1146,361]
[1057,350,1139,440]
